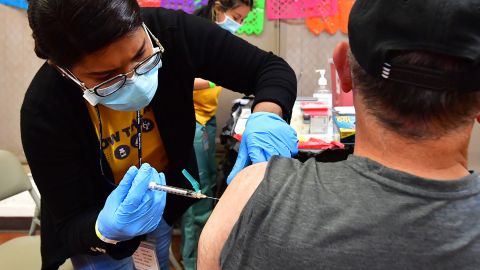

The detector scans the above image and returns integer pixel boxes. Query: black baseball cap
[348,0,480,92]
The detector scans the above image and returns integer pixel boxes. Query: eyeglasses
[57,23,164,97]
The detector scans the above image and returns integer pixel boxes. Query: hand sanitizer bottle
[313,69,332,108]
[312,69,335,140]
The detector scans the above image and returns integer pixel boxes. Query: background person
[181,0,253,269]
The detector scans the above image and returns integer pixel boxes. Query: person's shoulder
[23,62,63,110]
[141,7,182,34]
[141,7,178,21]
[224,162,269,205]
[269,155,305,169]
[266,155,353,187]
[198,162,268,270]
[29,62,59,88]
[141,7,216,34]
[140,7,193,32]
[264,155,315,180]
[229,162,268,186]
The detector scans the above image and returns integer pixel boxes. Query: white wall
[0,6,44,162]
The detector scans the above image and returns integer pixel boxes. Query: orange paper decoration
[305,0,355,35]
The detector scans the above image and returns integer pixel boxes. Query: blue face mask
[216,15,242,34]
[82,50,162,112]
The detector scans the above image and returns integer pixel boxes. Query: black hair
[194,0,253,22]
[27,0,142,68]
[350,51,480,140]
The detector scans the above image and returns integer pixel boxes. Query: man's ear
[333,42,353,93]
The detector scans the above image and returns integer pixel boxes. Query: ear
[333,42,353,93]
[214,3,224,21]
[477,114,480,124]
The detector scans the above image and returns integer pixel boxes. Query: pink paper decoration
[267,0,338,20]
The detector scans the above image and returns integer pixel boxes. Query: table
[215,97,354,198]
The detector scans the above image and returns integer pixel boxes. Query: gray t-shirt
[220,155,480,270]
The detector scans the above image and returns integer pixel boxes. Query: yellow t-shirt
[193,86,222,125]
[86,104,169,184]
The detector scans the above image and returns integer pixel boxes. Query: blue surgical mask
[83,56,162,112]
[216,15,242,34]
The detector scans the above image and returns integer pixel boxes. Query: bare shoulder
[229,162,269,192]
[197,162,268,270]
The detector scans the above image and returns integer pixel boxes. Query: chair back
[0,150,33,201]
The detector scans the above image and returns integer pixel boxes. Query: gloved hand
[227,112,298,184]
[96,163,166,243]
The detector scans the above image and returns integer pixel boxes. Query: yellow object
[95,221,118,245]
[298,135,307,143]
[193,86,222,125]
[86,104,169,184]
[333,114,356,139]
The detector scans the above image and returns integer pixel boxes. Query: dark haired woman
[182,2,254,269]
[22,0,297,269]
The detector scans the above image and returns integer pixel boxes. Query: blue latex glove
[227,112,298,184]
[96,163,166,242]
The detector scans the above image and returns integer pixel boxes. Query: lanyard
[95,106,143,181]
[136,110,143,166]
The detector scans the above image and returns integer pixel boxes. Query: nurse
[22,0,298,269]
[182,1,254,269]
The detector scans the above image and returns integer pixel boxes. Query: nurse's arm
[253,101,283,118]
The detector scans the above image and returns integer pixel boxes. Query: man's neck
[353,112,472,181]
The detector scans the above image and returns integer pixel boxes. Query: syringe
[148,182,219,200]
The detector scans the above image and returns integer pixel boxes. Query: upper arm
[180,12,297,120]
[197,162,268,270]
[182,13,261,93]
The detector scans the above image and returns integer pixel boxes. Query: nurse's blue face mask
[57,23,164,112]
[216,14,243,34]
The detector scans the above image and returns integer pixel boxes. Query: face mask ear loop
[95,105,106,177]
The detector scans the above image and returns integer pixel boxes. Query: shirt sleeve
[179,11,297,121]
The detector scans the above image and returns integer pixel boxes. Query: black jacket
[21,8,296,270]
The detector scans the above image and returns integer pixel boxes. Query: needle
[148,182,219,200]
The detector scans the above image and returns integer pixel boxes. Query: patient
[198,0,480,269]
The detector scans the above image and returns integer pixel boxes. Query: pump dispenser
[313,69,332,107]
[317,69,328,89]
[311,69,335,140]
